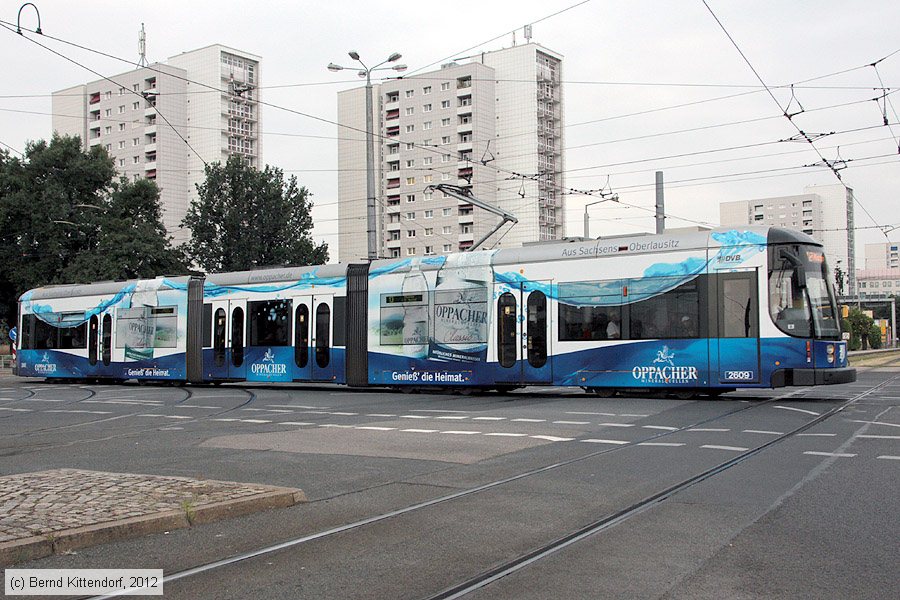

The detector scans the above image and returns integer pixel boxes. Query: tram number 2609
[724,370,754,380]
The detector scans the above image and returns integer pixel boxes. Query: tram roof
[204,263,347,287]
[21,275,195,301]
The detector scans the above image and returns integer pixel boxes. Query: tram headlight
[826,344,835,363]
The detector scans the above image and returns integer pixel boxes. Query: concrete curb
[0,487,306,567]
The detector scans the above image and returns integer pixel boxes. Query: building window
[407,230,416,238]
[104,126,112,134]
[389,248,401,258]
[104,108,111,117]
[406,212,416,220]
[442,173,451,181]
[406,177,415,185]
[118,159,125,167]
[423,139,432,146]
[423,86,432,95]
[424,191,433,201]
[423,121,432,130]
[407,247,417,256]
[424,175,433,183]
[104,144,111,152]
[442,208,452,216]
[118,87,125,96]
[405,90,414,98]
[424,228,433,236]
[118,105,126,114]
[405,107,414,116]
[443,244,452,252]
[118,141,126,149]
[132,102,140,110]
[423,157,433,166]
[133,138,140,146]
[406,160,415,167]
[441,155,451,163]
[388,230,400,241]
[425,246,434,255]
[405,142,415,150]
[406,194,415,203]
[133,156,140,164]
[441,118,451,126]
[388,213,400,223]
[441,82,450,91]
[406,125,415,133]
[424,210,434,219]
[441,136,451,144]
[442,226,452,234]
[441,100,451,109]
[423,104,433,113]
[118,123,126,131]
[104,91,112,99]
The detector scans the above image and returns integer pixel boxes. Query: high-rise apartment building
[336,43,563,262]
[52,44,261,245]
[863,242,900,271]
[719,183,856,294]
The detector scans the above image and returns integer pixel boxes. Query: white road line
[512,418,545,423]
[243,408,293,413]
[638,442,685,447]
[473,417,506,421]
[876,455,900,460]
[743,430,784,435]
[619,414,650,418]
[599,423,634,428]
[19,398,66,402]
[442,430,481,435]
[366,413,396,417]
[804,451,857,458]
[83,400,161,406]
[643,425,678,431]
[848,420,900,428]
[173,405,220,409]
[355,426,395,431]
[687,428,730,432]
[413,409,470,414]
[701,445,749,452]
[436,416,469,420]
[267,404,330,410]
[566,412,618,417]
[774,405,821,416]
[580,439,629,445]
[531,435,574,442]
[857,434,900,440]
[797,433,837,437]
[163,415,193,420]
[484,432,529,437]
[212,418,238,422]
[553,420,591,425]
[400,415,431,419]
[159,427,183,431]
[47,409,111,415]
[241,419,272,424]
[277,422,314,426]
[0,407,32,412]
[330,412,359,416]
[401,428,439,433]
[319,424,353,428]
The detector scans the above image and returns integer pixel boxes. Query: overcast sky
[1,0,898,261]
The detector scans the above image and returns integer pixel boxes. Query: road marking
[687,428,730,432]
[356,426,395,431]
[162,415,193,420]
[400,415,432,419]
[277,422,314,426]
[267,404,330,410]
[212,418,238,422]
[413,409,470,414]
[243,408,294,413]
[566,411,618,417]
[643,425,678,431]
[436,415,469,420]
[484,432,529,437]
[330,412,359,416]
[774,406,821,416]
[804,451,857,458]
[0,407,32,412]
[638,442,685,447]
[401,428,439,433]
[857,434,900,440]
[553,420,591,425]
[320,424,354,429]
[702,445,748,452]
[531,435,574,442]
[743,430,784,435]
[19,398,66,402]
[442,430,481,435]
[83,400,162,406]
[512,418,545,423]
[367,413,396,417]
[160,426,184,431]
[473,416,506,421]
[174,405,220,409]
[797,433,837,437]
[241,419,272,424]
[876,455,900,460]
[619,414,650,418]
[848,420,900,428]
[47,409,111,415]
[580,439,629,445]
[599,423,634,428]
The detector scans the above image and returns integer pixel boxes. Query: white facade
[52,45,261,246]
[336,43,564,262]
[719,184,855,294]
[863,242,900,270]
[857,269,900,298]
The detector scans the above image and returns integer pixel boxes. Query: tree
[181,156,328,272]
[64,178,187,282]
[0,135,186,329]
[846,308,877,351]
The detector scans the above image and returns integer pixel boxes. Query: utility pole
[655,171,665,234]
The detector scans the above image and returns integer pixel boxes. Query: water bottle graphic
[400,261,428,359]
[429,250,494,362]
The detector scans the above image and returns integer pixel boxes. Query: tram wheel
[672,390,697,400]
[586,387,616,398]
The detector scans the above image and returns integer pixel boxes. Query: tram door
[210,299,247,379]
[494,281,552,384]
[310,295,334,381]
[715,271,761,384]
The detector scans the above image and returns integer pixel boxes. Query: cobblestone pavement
[0,469,281,543]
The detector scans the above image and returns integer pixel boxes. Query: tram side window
[558,280,623,341]
[629,278,702,339]
[202,303,212,347]
[248,300,292,346]
[380,293,427,345]
[333,297,347,347]
[115,307,178,348]
[20,314,87,350]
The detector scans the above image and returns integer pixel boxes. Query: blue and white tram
[15,227,854,394]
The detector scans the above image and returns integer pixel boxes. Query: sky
[1,0,898,263]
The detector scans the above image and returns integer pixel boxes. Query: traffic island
[0,468,306,566]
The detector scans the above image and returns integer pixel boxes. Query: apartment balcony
[144,143,157,154]
[457,141,473,153]
[456,103,473,115]
[456,122,473,134]
[89,92,101,105]
[384,97,399,110]
[144,161,157,171]
[144,123,157,136]
[144,106,157,118]
[385,108,400,121]
[386,178,401,190]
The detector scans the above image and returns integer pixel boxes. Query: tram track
[85,382,842,599]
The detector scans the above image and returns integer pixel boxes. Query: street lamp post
[328,52,406,261]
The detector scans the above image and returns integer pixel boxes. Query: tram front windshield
[769,244,841,340]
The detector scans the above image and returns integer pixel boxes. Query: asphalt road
[0,364,897,600]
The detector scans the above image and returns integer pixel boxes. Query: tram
[14,227,855,396]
